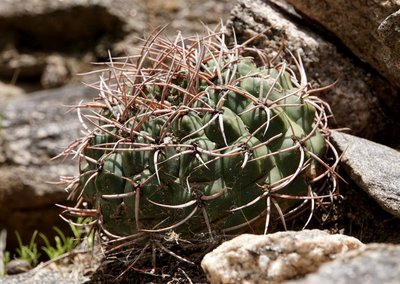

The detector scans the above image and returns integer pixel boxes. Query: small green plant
[15,231,40,267]
[40,227,76,260]
[3,217,93,274]
[40,217,94,259]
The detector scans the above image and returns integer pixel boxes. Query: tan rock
[201,230,364,284]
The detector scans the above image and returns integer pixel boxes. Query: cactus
[61,28,339,253]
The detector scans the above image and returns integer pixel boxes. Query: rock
[0,81,25,103]
[330,131,400,217]
[0,46,47,81]
[2,268,89,284]
[6,259,32,275]
[40,55,71,89]
[201,230,364,284]
[0,0,146,82]
[0,84,97,249]
[378,10,400,72]
[0,0,235,85]
[288,244,400,284]
[0,85,95,166]
[0,0,144,53]
[0,166,72,249]
[226,0,400,147]
[280,0,400,88]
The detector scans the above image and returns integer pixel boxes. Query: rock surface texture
[289,244,400,284]
[378,9,400,73]
[201,230,364,284]
[0,0,143,83]
[0,85,96,248]
[282,0,400,88]
[0,0,142,52]
[330,131,400,217]
[226,0,400,147]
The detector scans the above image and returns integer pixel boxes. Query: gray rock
[0,84,96,248]
[1,264,90,284]
[0,85,95,166]
[330,131,400,217]
[288,244,400,284]
[226,0,399,146]
[281,0,400,88]
[201,230,364,284]
[6,259,32,275]
[0,0,146,82]
[0,0,145,53]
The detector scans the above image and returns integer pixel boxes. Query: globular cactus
[61,28,339,253]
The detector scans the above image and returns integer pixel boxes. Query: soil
[89,242,215,283]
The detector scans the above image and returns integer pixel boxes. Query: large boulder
[226,0,400,147]
[280,0,400,88]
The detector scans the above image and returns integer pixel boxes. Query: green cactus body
[204,107,248,146]
[64,30,338,248]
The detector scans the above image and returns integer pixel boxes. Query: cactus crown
[60,27,339,254]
